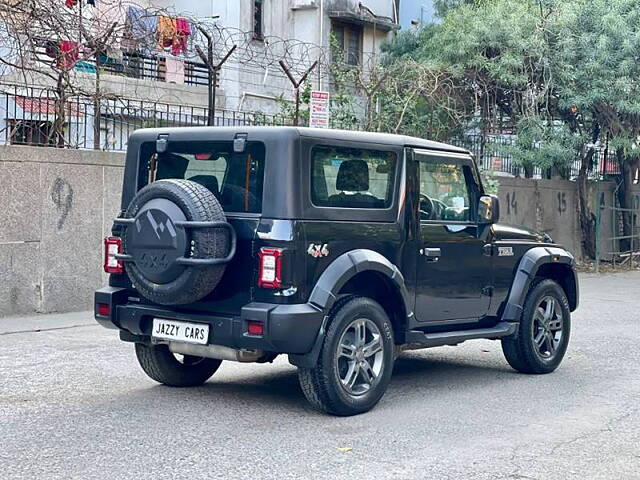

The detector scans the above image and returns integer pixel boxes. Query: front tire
[135,343,222,387]
[298,296,395,416]
[501,279,571,374]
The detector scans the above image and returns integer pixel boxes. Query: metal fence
[32,43,210,88]
[595,186,640,271]
[0,82,294,151]
[451,135,620,180]
[0,80,624,180]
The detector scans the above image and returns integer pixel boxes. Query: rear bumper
[94,287,324,354]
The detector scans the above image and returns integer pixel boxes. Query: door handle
[420,248,441,261]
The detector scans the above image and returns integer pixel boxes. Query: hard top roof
[129,126,470,155]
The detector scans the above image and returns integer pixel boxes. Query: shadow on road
[133,350,516,413]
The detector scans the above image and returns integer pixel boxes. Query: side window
[418,160,472,222]
[311,146,396,209]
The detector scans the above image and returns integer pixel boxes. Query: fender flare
[288,249,412,368]
[501,246,577,323]
[308,249,413,316]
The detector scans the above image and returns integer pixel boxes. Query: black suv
[95,127,578,416]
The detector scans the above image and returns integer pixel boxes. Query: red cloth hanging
[172,18,191,55]
[65,0,78,8]
[58,41,80,70]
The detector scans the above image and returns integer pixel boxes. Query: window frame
[252,0,264,41]
[331,20,363,66]
[310,144,398,210]
[414,150,480,226]
[301,138,403,223]
[137,140,267,214]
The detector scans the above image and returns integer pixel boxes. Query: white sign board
[309,90,330,129]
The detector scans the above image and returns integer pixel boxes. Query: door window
[418,160,472,222]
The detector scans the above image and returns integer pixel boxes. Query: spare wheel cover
[122,179,230,305]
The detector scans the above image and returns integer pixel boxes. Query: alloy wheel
[532,296,564,360]
[335,318,385,396]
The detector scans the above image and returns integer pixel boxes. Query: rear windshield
[139,141,265,213]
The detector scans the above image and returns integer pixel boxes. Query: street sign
[309,90,330,129]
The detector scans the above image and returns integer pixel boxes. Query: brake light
[247,321,264,336]
[258,248,283,289]
[97,303,110,316]
[104,237,124,274]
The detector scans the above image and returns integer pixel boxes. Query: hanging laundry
[95,0,126,48]
[173,18,191,56]
[58,41,80,70]
[124,6,158,55]
[65,0,94,8]
[158,16,178,50]
[164,56,185,84]
[75,61,97,74]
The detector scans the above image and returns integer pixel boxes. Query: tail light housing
[104,237,124,274]
[257,247,283,289]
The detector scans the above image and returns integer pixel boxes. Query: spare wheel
[120,179,234,305]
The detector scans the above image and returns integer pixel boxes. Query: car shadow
[136,350,515,414]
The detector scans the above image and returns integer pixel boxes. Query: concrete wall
[0,145,124,317]
[0,144,595,318]
[495,177,582,258]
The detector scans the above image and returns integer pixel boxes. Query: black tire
[502,278,571,374]
[298,296,395,416]
[135,343,222,387]
[123,179,231,305]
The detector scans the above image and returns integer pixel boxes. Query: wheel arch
[290,250,412,368]
[308,249,413,328]
[501,246,579,323]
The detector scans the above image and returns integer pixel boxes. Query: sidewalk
[0,311,95,335]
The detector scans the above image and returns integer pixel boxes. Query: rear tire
[135,343,222,387]
[501,279,571,374]
[298,296,395,416]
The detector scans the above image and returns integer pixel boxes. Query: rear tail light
[257,247,283,289]
[247,321,264,336]
[104,237,124,274]
[97,303,110,316]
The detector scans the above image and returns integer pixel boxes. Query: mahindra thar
[95,127,578,416]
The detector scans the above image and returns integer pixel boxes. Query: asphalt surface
[1,272,639,480]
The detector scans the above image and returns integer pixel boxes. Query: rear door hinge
[483,244,494,256]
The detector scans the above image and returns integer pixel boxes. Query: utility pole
[195,26,236,126]
[279,60,318,126]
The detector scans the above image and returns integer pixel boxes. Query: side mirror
[478,194,500,224]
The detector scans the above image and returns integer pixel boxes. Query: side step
[404,322,517,348]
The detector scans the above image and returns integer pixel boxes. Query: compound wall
[0,145,124,317]
[0,144,605,317]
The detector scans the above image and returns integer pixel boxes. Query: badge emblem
[307,243,329,258]
[498,246,514,257]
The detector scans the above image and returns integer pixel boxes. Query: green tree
[556,0,640,250]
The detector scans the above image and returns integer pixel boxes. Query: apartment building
[0,1,399,150]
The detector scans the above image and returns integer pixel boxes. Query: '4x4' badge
[308,243,329,258]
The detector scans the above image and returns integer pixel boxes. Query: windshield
[139,141,265,214]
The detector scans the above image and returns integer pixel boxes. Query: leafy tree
[433,0,495,18]
[556,0,640,250]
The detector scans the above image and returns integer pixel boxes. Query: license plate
[151,318,209,345]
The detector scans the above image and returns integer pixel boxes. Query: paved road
[1,273,639,480]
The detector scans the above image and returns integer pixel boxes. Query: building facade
[0,0,399,150]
